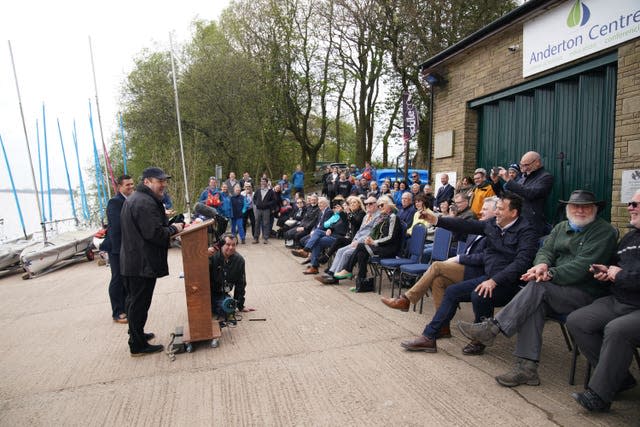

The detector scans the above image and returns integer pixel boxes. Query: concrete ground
[0,242,638,426]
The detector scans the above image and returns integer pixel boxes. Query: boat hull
[20,231,94,277]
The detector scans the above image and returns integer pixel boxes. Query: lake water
[0,191,92,240]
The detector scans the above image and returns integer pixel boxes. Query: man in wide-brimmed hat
[457,189,617,388]
[567,188,640,412]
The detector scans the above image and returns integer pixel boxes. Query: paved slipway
[0,244,638,426]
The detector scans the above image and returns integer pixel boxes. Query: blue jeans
[311,235,336,267]
[231,218,245,241]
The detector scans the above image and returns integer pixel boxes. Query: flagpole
[169,32,191,220]
[8,40,48,242]
[88,36,114,198]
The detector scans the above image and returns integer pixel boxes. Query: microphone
[194,202,219,218]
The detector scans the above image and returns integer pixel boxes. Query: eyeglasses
[365,202,375,206]
[628,201,639,208]
[377,204,385,208]
[411,175,418,179]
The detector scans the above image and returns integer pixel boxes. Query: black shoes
[130,343,164,357]
[571,389,611,412]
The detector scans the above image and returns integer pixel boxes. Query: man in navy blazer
[435,173,455,210]
[101,175,135,323]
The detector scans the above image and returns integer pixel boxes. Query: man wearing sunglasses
[567,190,640,412]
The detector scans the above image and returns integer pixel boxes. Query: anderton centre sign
[523,0,640,77]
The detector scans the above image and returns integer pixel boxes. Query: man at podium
[208,234,252,318]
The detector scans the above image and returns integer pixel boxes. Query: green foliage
[117,0,519,206]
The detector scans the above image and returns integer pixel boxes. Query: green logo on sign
[567,0,591,27]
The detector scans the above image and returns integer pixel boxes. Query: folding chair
[398,228,453,313]
[377,224,428,297]
[368,222,411,295]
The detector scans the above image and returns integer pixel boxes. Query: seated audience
[400,192,538,354]
[457,190,617,387]
[567,189,640,412]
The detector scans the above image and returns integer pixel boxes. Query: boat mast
[169,33,191,220]
[7,40,48,243]
[88,36,114,197]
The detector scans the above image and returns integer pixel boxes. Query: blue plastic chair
[377,224,428,297]
[398,228,453,313]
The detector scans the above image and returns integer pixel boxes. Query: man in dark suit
[501,151,553,236]
[252,177,277,244]
[101,175,134,324]
[435,173,455,210]
[120,167,183,357]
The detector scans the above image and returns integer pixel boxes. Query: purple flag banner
[402,91,419,141]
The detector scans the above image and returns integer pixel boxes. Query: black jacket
[253,188,277,211]
[437,215,538,288]
[120,184,177,278]
[504,167,553,232]
[346,209,365,240]
[300,205,320,233]
[101,192,126,254]
[610,227,640,307]
[209,251,246,310]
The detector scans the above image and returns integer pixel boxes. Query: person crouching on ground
[209,233,254,320]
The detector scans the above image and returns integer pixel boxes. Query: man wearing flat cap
[457,190,617,387]
[120,167,184,357]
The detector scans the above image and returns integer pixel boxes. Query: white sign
[621,169,640,202]
[523,0,640,77]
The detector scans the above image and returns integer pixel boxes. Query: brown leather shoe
[303,266,319,275]
[462,340,486,355]
[292,249,310,258]
[381,295,410,312]
[401,335,437,353]
[436,325,451,339]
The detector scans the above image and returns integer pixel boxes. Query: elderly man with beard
[567,189,640,412]
[457,190,617,388]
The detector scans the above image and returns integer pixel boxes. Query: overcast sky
[0,0,230,191]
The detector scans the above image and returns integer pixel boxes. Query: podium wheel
[185,343,193,353]
[211,339,219,348]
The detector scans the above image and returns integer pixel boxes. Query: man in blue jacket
[400,192,538,354]
[292,165,305,197]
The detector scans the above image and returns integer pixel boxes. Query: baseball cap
[142,167,171,180]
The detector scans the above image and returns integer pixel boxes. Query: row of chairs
[367,225,639,387]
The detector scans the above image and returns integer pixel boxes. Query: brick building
[419,0,639,228]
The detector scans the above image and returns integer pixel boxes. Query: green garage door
[470,53,617,223]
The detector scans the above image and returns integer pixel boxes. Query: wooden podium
[175,219,221,347]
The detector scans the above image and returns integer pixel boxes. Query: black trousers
[108,253,126,319]
[123,276,157,352]
[347,243,372,279]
